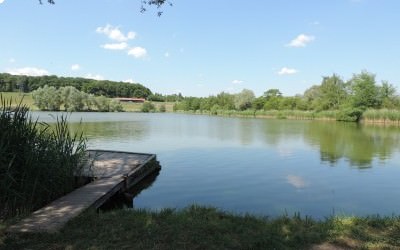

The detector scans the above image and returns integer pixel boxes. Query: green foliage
[141,101,156,112]
[263,96,282,110]
[234,89,255,110]
[316,74,347,110]
[363,109,400,122]
[336,107,364,122]
[251,96,266,110]
[32,86,123,112]
[0,96,87,219]
[158,103,166,112]
[348,71,381,109]
[0,73,152,98]
[31,85,62,111]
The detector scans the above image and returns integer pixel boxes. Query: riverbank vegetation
[3,206,400,249]
[0,96,88,220]
[2,70,400,122]
[173,71,400,123]
[32,85,123,112]
[0,73,152,98]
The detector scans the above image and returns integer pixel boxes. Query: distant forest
[0,73,152,98]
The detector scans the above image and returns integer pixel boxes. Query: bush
[0,96,87,219]
[141,102,156,112]
[159,104,166,112]
[336,107,364,122]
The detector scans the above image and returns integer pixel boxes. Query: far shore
[3,92,400,126]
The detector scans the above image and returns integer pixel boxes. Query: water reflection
[31,112,400,217]
[69,121,149,141]
[286,175,308,189]
[304,122,400,168]
[100,170,160,210]
[34,111,400,169]
[255,119,400,168]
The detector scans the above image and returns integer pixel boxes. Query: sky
[1,0,400,97]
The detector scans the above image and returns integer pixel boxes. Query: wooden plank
[7,150,159,233]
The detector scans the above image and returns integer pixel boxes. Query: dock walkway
[7,150,160,233]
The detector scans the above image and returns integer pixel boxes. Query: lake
[32,112,400,218]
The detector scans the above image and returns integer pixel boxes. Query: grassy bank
[0,92,37,110]
[1,92,175,113]
[177,108,400,124]
[176,109,336,121]
[4,92,400,124]
[362,109,400,125]
[121,101,175,112]
[2,206,400,249]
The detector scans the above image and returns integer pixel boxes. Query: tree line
[32,85,123,112]
[0,73,152,98]
[173,71,399,122]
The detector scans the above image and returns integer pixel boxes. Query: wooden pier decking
[7,150,160,233]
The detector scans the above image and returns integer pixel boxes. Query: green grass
[363,109,400,123]
[2,206,400,249]
[0,92,37,110]
[97,101,173,112]
[1,92,176,113]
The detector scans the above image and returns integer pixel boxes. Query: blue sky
[1,0,399,97]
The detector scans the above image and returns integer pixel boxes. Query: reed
[0,95,87,219]
[362,109,400,123]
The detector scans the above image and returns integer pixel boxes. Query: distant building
[115,97,146,103]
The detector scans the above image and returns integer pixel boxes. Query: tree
[32,85,62,111]
[263,88,283,110]
[263,89,282,99]
[234,89,255,111]
[141,101,156,112]
[379,81,397,108]
[315,74,347,110]
[348,71,381,109]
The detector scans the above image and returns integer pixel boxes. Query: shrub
[159,104,166,112]
[336,107,364,122]
[141,102,156,113]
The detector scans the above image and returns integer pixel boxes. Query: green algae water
[32,112,400,218]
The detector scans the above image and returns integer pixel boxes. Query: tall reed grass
[0,96,87,219]
[362,109,400,123]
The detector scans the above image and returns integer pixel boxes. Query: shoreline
[173,109,400,126]
[3,205,400,249]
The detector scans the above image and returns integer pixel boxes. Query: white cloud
[71,64,80,71]
[278,67,298,75]
[96,24,136,42]
[0,0,4,4]
[128,47,147,58]
[164,52,170,57]
[127,32,136,39]
[101,42,128,50]
[232,80,243,84]
[123,79,135,83]
[85,73,104,81]
[287,34,315,47]
[7,67,48,76]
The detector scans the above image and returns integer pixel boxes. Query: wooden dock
[7,150,160,233]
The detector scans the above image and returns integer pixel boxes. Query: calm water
[32,112,400,218]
